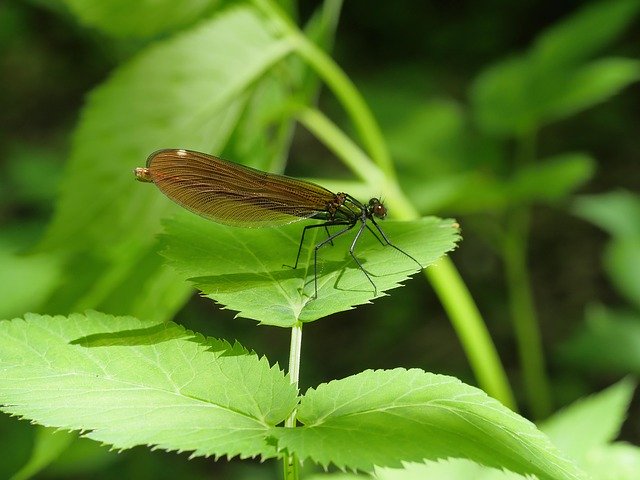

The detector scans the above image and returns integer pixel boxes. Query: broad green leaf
[160,214,460,326]
[544,58,640,122]
[505,153,595,203]
[443,153,594,214]
[471,56,535,136]
[271,369,586,479]
[471,0,640,136]
[0,312,298,460]
[605,238,640,308]
[472,56,640,136]
[11,428,75,480]
[531,0,640,68]
[540,378,635,460]
[572,190,640,238]
[61,0,223,38]
[559,305,640,374]
[38,6,295,320]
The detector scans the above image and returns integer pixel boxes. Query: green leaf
[271,369,586,479]
[544,58,640,122]
[443,153,595,214]
[559,306,640,374]
[531,0,640,68]
[605,238,640,308]
[471,0,640,136]
[0,312,298,460]
[61,0,223,38]
[160,214,460,326]
[540,378,636,460]
[572,190,640,238]
[471,56,535,136]
[506,153,595,203]
[38,6,294,319]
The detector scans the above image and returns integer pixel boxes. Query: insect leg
[369,217,422,269]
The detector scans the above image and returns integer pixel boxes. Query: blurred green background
[1,0,639,478]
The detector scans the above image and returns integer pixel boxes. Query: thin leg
[312,221,356,298]
[324,225,334,246]
[285,223,335,270]
[349,219,377,295]
[365,223,384,245]
[370,217,422,269]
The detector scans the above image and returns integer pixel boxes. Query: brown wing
[143,149,336,227]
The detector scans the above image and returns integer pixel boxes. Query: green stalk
[283,322,303,480]
[251,0,394,176]
[503,131,552,418]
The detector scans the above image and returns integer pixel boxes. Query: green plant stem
[283,322,302,480]
[296,106,384,185]
[503,131,552,419]
[425,257,517,409]
[252,0,394,176]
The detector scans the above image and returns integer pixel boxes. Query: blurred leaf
[375,460,524,480]
[0,312,298,460]
[572,191,640,307]
[540,378,635,460]
[446,153,595,213]
[160,214,460,326]
[573,190,640,238]
[38,6,295,320]
[0,228,61,320]
[11,428,75,480]
[506,153,595,203]
[531,0,640,68]
[272,369,586,479]
[545,58,640,122]
[605,238,640,309]
[306,475,365,480]
[559,305,640,374]
[580,443,640,480]
[471,56,535,136]
[3,144,64,207]
[472,0,640,136]
[61,0,224,38]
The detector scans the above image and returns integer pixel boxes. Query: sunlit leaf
[0,312,298,460]
[160,214,460,326]
[272,369,586,479]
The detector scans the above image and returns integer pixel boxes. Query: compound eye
[374,202,387,218]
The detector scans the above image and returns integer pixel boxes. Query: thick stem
[282,323,302,480]
[426,257,517,410]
